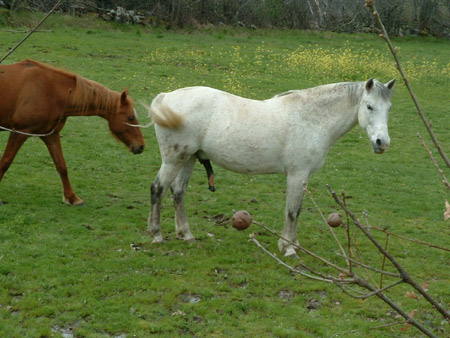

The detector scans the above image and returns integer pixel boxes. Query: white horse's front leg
[279,172,309,257]
[170,156,196,243]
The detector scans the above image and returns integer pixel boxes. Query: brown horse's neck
[65,98,117,119]
[64,75,119,120]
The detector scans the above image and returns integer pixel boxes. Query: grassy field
[0,12,449,338]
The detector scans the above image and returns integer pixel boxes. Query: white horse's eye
[367,104,373,111]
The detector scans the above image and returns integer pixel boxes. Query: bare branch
[303,184,349,266]
[331,320,410,338]
[371,225,450,252]
[335,253,400,278]
[252,220,349,275]
[249,235,334,282]
[0,29,53,33]
[344,279,405,299]
[417,133,450,190]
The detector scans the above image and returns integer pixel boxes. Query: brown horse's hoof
[63,196,85,206]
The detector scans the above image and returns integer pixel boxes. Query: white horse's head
[358,78,395,154]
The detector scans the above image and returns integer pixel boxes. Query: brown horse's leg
[40,133,84,206]
[0,133,29,204]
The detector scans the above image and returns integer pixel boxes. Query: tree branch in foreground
[247,184,448,337]
[327,184,449,322]
[417,133,450,190]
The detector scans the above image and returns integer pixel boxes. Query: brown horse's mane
[72,74,119,115]
[25,59,119,115]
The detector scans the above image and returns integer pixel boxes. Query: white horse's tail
[148,104,184,129]
[146,93,184,129]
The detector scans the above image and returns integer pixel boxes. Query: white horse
[147,79,395,257]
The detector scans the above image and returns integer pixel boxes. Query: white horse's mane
[274,80,392,105]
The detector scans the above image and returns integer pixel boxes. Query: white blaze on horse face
[123,108,141,127]
[358,79,393,154]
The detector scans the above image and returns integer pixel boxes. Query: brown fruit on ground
[327,213,342,228]
[232,210,252,230]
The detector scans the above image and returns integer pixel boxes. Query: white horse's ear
[365,78,374,91]
[386,79,396,90]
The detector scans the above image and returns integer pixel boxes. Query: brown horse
[0,59,145,205]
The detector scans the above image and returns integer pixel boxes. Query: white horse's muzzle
[372,137,390,154]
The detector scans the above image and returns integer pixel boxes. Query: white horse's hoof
[284,247,298,258]
[152,235,164,244]
[285,252,299,258]
[178,232,195,243]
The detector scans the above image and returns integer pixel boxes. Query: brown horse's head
[108,89,145,154]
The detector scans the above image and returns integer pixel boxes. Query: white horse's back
[151,86,295,174]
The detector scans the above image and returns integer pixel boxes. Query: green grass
[0,12,449,337]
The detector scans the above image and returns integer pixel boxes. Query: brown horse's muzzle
[131,144,145,154]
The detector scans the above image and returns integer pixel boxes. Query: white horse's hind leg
[148,162,183,243]
[279,172,309,257]
[170,156,196,243]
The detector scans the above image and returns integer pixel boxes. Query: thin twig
[252,220,349,275]
[342,191,353,274]
[380,233,389,288]
[371,226,450,252]
[335,253,400,278]
[0,29,53,33]
[330,320,409,338]
[352,218,378,287]
[356,279,405,299]
[417,133,450,189]
[0,0,63,64]
[304,184,349,267]
[335,279,404,299]
[249,236,333,282]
